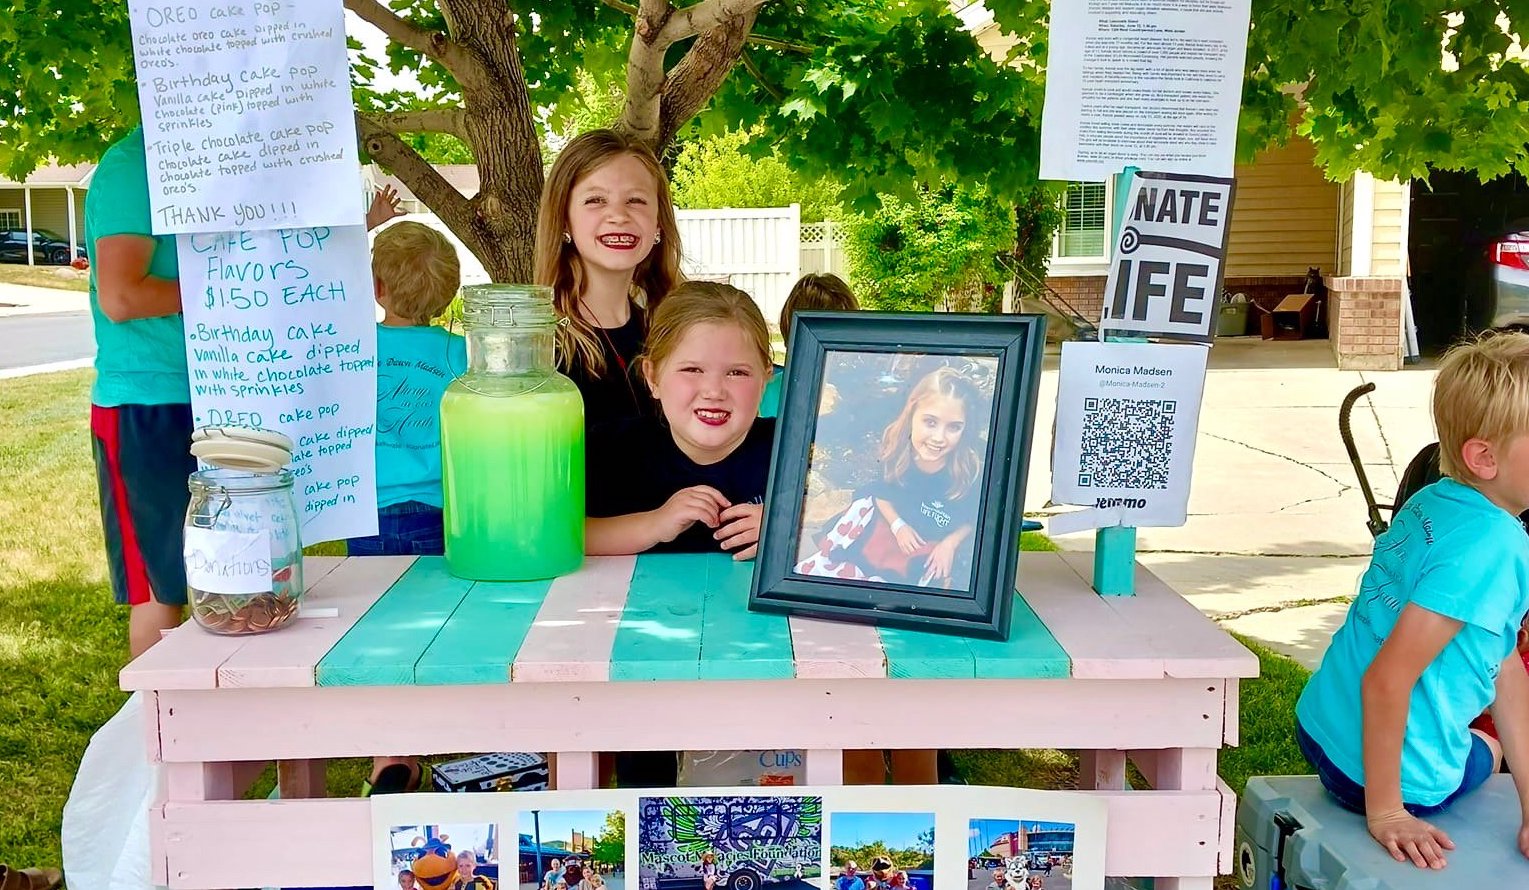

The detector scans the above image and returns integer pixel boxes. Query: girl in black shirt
[585,281,775,559]
[534,129,683,432]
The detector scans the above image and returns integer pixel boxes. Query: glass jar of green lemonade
[441,284,585,580]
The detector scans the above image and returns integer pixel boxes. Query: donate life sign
[1099,172,1236,343]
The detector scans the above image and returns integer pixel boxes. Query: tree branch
[656,0,772,47]
[603,0,807,53]
[342,0,472,76]
[367,108,470,139]
[357,112,475,224]
[740,47,783,101]
[656,8,759,146]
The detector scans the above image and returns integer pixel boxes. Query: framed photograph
[749,311,1047,640]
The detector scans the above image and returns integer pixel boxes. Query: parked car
[1487,223,1529,328]
[0,228,86,265]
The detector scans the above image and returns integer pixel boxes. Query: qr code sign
[1077,397,1176,489]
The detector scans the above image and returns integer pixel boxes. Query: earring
[562,232,571,244]
[654,232,662,244]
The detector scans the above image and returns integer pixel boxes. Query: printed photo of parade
[637,795,822,890]
[965,819,1074,890]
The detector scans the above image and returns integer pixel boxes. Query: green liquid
[440,380,585,580]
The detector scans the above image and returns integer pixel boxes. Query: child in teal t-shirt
[346,222,464,559]
[760,273,857,417]
[1295,331,1529,869]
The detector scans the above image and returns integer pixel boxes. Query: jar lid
[461,284,557,328]
[191,426,295,473]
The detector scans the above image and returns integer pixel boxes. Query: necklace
[581,297,643,412]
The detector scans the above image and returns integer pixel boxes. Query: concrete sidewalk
[0,280,90,316]
[1025,337,1433,670]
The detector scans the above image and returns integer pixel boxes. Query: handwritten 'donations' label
[176,225,379,543]
[184,526,272,594]
[127,0,362,234]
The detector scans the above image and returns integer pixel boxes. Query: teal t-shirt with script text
[375,325,466,508]
[86,126,189,407]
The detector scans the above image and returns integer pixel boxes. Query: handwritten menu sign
[177,225,379,543]
[128,0,363,234]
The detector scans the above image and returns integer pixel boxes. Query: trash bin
[1235,775,1529,889]
[1217,301,1250,337]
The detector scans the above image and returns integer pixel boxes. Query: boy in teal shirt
[346,221,465,558]
[1296,331,1529,869]
[760,273,857,417]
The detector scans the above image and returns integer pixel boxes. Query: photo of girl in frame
[793,353,998,594]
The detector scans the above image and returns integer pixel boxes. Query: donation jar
[184,427,304,635]
[441,284,585,580]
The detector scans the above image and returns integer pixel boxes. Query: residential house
[0,161,93,264]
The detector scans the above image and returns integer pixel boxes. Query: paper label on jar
[184,527,273,595]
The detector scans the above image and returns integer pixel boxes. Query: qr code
[1077,397,1176,489]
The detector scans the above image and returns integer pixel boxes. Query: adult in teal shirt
[86,125,197,660]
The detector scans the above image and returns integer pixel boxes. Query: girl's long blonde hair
[878,366,984,500]
[534,129,683,378]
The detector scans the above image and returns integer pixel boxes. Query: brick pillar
[1326,276,1404,370]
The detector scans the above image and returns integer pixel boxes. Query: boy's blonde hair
[372,222,461,324]
[780,273,857,348]
[1434,330,1529,479]
[643,281,772,375]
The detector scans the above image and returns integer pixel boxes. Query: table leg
[805,750,844,785]
[1078,750,1127,790]
[277,759,328,799]
[555,751,598,790]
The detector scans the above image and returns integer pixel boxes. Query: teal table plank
[878,625,977,678]
[414,578,553,685]
[609,553,708,681]
[698,557,795,680]
[968,592,1072,679]
[317,558,474,686]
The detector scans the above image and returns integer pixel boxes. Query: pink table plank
[1058,551,1259,679]
[216,556,415,688]
[150,786,1223,887]
[512,555,636,682]
[154,677,1231,761]
[120,556,345,692]
[1020,552,1166,679]
[788,615,887,678]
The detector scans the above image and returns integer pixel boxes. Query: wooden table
[120,550,1257,890]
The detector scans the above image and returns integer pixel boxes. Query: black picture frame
[749,310,1047,640]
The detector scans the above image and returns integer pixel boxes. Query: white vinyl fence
[799,220,850,280]
[393,205,839,330]
[675,204,801,325]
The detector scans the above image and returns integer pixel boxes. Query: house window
[0,209,20,230]
[1054,181,1109,260]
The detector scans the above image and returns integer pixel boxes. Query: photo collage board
[371,783,1107,890]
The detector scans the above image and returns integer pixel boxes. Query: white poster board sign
[370,784,1108,890]
[1039,0,1253,182]
[1050,340,1208,533]
[177,225,379,543]
[1099,172,1236,342]
[127,0,363,234]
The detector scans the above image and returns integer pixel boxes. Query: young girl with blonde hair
[585,281,775,557]
[535,129,683,432]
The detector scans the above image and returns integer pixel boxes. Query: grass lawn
[0,370,1312,870]
[0,263,88,293]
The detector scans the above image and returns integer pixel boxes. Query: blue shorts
[91,403,196,606]
[346,501,444,556]
[1296,718,1495,817]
